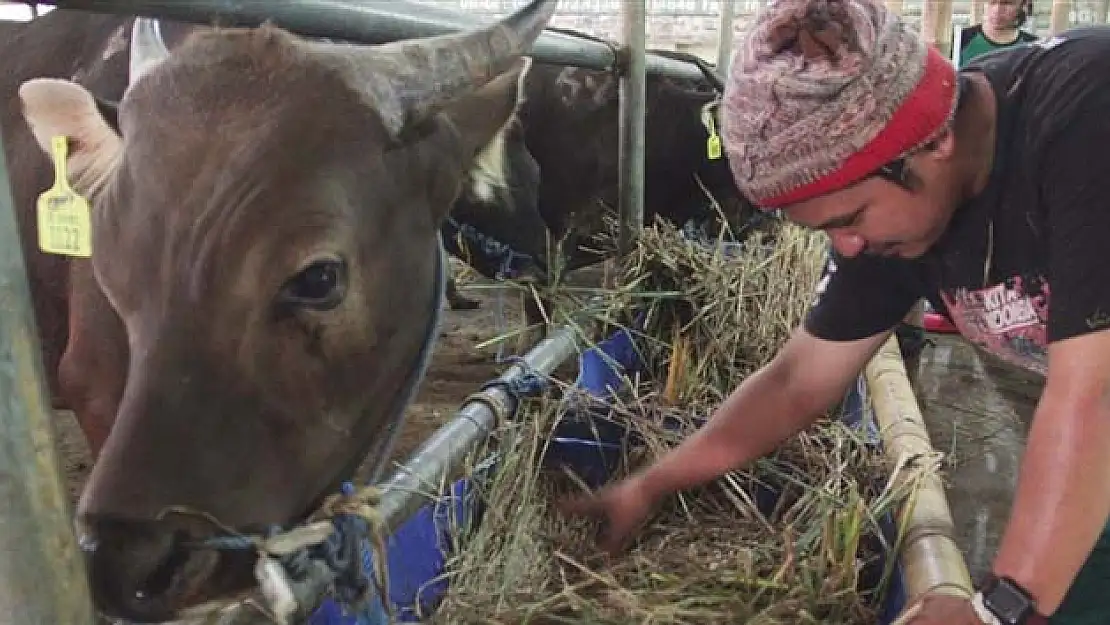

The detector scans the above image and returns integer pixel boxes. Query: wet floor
[911,333,1045,581]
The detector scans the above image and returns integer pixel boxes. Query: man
[559,0,1110,623]
[959,0,1038,67]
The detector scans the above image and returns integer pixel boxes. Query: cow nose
[77,513,233,622]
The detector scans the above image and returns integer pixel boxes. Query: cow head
[18,1,554,621]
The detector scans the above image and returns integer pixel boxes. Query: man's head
[721,0,974,259]
[986,0,1028,31]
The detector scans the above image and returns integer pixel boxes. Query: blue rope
[444,216,534,280]
[479,355,549,406]
[193,481,390,624]
[444,216,539,363]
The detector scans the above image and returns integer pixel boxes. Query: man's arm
[991,330,1110,614]
[990,79,1110,614]
[635,245,923,499]
[636,324,893,500]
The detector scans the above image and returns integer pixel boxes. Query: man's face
[778,139,964,260]
[986,0,1023,29]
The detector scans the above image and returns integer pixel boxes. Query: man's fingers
[598,520,632,556]
[555,494,602,516]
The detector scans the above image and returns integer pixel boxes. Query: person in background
[559,0,1110,622]
[959,0,1038,67]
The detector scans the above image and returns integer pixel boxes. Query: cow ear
[18,78,123,198]
[430,56,533,218]
[93,95,121,134]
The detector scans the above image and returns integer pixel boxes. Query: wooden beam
[1051,0,1072,32]
[922,0,956,56]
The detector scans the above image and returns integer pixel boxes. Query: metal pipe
[376,324,579,533]
[0,116,97,623]
[617,0,646,257]
[716,0,736,75]
[39,0,710,82]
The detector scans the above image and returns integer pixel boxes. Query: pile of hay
[427,220,922,624]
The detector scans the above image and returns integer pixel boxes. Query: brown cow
[0,1,555,621]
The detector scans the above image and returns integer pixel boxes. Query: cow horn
[311,0,557,138]
[129,18,171,85]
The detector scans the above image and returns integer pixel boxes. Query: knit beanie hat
[721,0,958,209]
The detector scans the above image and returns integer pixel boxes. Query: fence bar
[0,116,97,623]
[716,0,736,75]
[39,0,709,82]
[375,325,579,533]
[617,0,646,256]
[864,335,973,607]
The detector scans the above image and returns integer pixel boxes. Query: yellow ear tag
[701,104,723,161]
[37,135,92,258]
[706,133,722,161]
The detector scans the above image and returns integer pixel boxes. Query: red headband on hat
[754,45,958,209]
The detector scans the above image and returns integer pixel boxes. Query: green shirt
[958,24,1039,67]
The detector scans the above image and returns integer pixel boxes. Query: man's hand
[891,594,986,625]
[557,326,892,557]
[556,474,657,556]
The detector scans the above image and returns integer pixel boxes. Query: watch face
[984,580,1031,623]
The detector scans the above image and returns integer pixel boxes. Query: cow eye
[279,259,346,311]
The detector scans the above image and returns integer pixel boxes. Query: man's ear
[921,124,958,161]
[19,78,123,199]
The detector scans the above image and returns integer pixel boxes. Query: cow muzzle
[77,512,256,622]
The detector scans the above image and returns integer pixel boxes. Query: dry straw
[426,218,933,624]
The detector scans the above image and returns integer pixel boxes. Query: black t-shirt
[804,27,1110,376]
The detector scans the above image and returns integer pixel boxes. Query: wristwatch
[974,573,1049,625]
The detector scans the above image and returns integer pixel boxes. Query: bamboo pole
[1051,0,1072,32]
[921,0,956,57]
[716,0,736,74]
[970,0,984,24]
[864,335,973,607]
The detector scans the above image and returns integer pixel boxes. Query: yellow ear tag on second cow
[701,103,723,161]
[37,135,92,258]
[706,133,722,161]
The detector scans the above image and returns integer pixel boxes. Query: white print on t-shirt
[940,276,1050,376]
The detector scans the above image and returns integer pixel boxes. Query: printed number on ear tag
[37,135,92,258]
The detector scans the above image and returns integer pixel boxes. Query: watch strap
[972,592,1004,624]
[977,573,1050,625]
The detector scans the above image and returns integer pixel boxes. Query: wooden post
[970,0,984,24]
[716,0,736,75]
[922,0,956,57]
[1051,0,1072,32]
